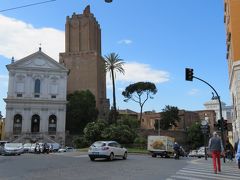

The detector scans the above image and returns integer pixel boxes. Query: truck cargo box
[147,136,175,157]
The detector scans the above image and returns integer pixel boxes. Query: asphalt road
[0,153,189,180]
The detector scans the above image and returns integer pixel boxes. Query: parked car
[0,141,9,147]
[23,143,32,153]
[58,146,74,153]
[196,147,206,158]
[0,141,9,155]
[0,146,4,155]
[88,141,128,161]
[3,143,24,155]
[30,143,36,153]
[188,150,198,157]
[47,143,60,152]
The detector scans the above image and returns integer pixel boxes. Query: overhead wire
[0,0,57,12]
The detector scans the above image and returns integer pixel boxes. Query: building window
[34,79,40,94]
[34,79,41,98]
[48,115,57,134]
[51,95,56,99]
[17,94,22,97]
[13,114,22,134]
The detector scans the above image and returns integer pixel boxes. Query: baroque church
[4,48,68,144]
[4,5,109,144]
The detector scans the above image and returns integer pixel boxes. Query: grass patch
[127,148,149,154]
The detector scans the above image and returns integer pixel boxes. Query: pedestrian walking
[236,139,240,169]
[225,139,234,161]
[208,131,224,174]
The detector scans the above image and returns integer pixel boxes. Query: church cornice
[4,98,68,105]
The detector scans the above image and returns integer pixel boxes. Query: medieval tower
[59,5,109,118]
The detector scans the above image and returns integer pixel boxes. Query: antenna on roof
[39,43,42,51]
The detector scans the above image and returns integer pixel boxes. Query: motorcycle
[174,149,180,159]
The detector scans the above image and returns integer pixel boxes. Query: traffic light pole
[193,76,225,162]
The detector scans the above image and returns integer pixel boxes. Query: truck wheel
[152,154,157,158]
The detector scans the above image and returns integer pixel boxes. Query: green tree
[102,124,137,144]
[66,90,98,134]
[155,105,180,130]
[186,123,204,149]
[122,82,157,122]
[117,115,140,129]
[104,53,125,123]
[83,121,107,143]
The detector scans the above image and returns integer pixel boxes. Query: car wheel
[123,152,127,160]
[90,157,95,161]
[109,153,114,161]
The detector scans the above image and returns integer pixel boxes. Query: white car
[188,150,198,157]
[3,143,24,155]
[58,146,74,153]
[196,147,206,158]
[88,141,128,161]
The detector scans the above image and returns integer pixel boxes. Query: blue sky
[0,0,230,117]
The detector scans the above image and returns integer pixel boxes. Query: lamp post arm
[193,76,225,147]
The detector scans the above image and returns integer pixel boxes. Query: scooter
[174,149,180,159]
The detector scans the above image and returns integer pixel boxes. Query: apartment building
[224,0,240,142]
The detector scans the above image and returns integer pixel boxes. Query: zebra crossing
[166,158,240,180]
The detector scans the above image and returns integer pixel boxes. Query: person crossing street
[208,131,224,174]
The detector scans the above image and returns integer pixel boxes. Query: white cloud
[0,14,64,61]
[188,88,199,96]
[117,39,133,45]
[106,62,170,88]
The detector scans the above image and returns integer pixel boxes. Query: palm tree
[104,53,125,123]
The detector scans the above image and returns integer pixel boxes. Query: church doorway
[31,114,40,133]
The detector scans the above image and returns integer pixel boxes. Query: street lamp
[105,0,113,3]
[201,119,209,160]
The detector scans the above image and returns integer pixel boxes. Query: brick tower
[59,5,109,117]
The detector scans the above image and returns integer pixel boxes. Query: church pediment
[7,50,68,72]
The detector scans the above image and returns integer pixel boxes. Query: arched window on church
[34,79,40,97]
[13,114,22,134]
[48,115,57,134]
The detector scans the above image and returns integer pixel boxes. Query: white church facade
[4,48,68,145]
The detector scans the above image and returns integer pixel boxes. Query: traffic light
[185,68,194,81]
[214,119,222,130]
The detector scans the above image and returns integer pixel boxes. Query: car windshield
[92,141,106,147]
[5,143,22,148]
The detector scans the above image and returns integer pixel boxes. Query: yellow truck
[147,135,175,158]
